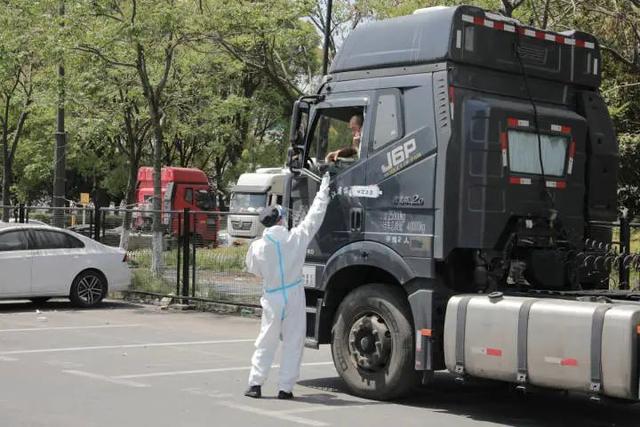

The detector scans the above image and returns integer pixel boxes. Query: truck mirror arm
[298,168,322,184]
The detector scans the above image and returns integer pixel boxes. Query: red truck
[135,166,218,244]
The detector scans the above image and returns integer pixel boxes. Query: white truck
[227,168,288,245]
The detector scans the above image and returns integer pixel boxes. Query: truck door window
[185,188,193,204]
[508,130,568,177]
[372,92,401,151]
[308,106,365,169]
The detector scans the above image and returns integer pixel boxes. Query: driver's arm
[325,138,360,162]
[335,146,358,158]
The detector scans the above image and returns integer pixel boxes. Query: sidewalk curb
[121,293,261,317]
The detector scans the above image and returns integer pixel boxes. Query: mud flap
[408,289,435,384]
[304,297,323,349]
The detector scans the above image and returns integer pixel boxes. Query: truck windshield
[508,130,568,177]
[230,193,267,213]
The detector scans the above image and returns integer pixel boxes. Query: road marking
[0,356,18,362]
[0,324,142,333]
[181,388,233,398]
[115,361,334,379]
[282,405,371,415]
[63,370,150,388]
[0,339,255,355]
[217,400,329,427]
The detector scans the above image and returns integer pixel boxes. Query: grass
[130,269,176,294]
[128,245,247,271]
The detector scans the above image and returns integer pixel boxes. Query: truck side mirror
[289,100,302,146]
[289,99,309,147]
[287,147,303,173]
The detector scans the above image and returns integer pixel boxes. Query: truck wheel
[331,283,416,400]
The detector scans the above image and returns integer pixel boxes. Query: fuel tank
[444,294,640,400]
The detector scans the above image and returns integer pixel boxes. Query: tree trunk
[119,152,138,250]
[1,152,11,222]
[135,42,167,278]
[1,110,27,221]
[150,116,164,277]
[2,105,10,221]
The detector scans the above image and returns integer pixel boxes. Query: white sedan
[0,223,130,307]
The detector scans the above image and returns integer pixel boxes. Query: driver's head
[259,205,285,228]
[349,114,363,137]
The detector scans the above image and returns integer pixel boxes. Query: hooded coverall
[246,174,330,393]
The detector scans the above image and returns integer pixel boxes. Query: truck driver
[325,113,363,162]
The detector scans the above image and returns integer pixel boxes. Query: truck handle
[298,168,322,184]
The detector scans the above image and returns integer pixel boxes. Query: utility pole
[52,0,66,228]
[321,0,333,76]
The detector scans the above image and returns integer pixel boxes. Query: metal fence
[3,204,640,303]
[97,207,262,306]
[1,204,262,307]
[585,215,640,290]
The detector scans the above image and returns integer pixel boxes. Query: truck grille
[231,221,252,231]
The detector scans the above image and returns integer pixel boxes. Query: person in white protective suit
[244,173,331,400]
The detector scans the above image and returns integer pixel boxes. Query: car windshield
[230,193,267,213]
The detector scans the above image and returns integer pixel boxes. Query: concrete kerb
[121,291,262,317]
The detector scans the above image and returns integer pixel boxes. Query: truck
[285,6,636,401]
[227,167,288,244]
[135,166,218,244]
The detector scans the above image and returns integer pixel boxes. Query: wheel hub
[77,275,103,304]
[348,313,391,371]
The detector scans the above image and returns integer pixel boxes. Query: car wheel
[70,271,107,308]
[331,283,417,401]
[29,297,50,305]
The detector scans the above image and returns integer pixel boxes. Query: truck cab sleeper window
[507,130,568,177]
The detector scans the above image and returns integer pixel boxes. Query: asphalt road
[0,300,638,427]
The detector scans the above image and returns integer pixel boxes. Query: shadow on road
[300,372,640,427]
[0,299,140,313]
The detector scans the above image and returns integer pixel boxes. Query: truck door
[363,84,439,268]
[289,96,370,263]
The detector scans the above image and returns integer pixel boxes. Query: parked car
[0,223,130,307]
[1,219,49,226]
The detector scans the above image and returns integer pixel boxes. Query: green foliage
[618,133,640,217]
[0,0,637,216]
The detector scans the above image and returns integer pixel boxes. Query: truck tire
[331,283,417,400]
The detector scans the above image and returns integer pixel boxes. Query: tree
[202,0,321,106]
[73,0,202,274]
[69,59,150,248]
[0,2,42,220]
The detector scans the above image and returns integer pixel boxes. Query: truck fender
[320,241,415,290]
